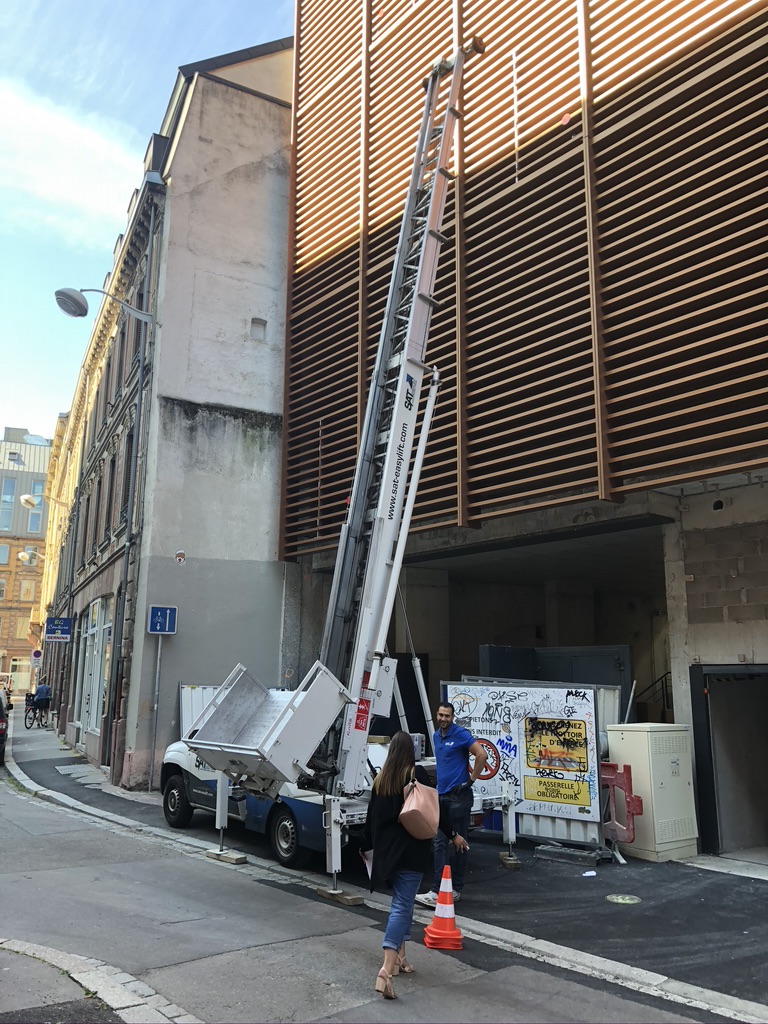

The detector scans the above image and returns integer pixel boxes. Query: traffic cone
[423,866,463,949]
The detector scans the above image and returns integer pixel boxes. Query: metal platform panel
[184,662,353,788]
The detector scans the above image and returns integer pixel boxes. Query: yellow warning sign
[522,775,591,806]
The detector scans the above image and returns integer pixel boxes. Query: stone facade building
[0,428,51,694]
[42,39,294,787]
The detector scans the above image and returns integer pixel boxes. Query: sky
[0,0,294,440]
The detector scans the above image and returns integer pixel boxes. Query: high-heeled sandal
[396,953,415,974]
[395,945,414,974]
[375,969,396,999]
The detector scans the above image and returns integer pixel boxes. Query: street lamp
[18,550,45,564]
[54,288,154,325]
[20,494,69,510]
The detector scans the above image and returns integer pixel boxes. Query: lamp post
[54,288,154,325]
[20,494,69,510]
[17,550,45,565]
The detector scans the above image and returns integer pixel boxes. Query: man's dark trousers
[430,786,473,893]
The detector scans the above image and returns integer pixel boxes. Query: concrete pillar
[663,520,693,727]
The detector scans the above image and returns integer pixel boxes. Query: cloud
[0,78,144,250]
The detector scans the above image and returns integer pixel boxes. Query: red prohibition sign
[473,738,500,781]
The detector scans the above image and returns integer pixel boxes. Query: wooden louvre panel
[462,0,599,517]
[367,4,459,528]
[286,0,364,556]
[595,3,768,492]
[285,0,768,557]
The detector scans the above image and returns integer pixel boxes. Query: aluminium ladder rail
[319,37,485,796]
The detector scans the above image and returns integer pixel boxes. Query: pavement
[3,708,768,1024]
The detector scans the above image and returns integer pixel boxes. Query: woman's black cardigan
[362,766,456,892]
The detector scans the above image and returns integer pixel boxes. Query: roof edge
[178,35,293,79]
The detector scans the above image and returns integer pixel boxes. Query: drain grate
[55,764,107,783]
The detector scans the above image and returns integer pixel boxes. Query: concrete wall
[155,76,289,420]
[682,500,768,664]
[665,483,768,734]
[210,48,293,105]
[127,553,290,785]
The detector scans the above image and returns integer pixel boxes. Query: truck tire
[163,774,194,828]
[269,806,311,868]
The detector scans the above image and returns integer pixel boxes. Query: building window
[20,579,35,602]
[92,475,102,552]
[79,495,90,565]
[0,543,8,564]
[88,400,99,450]
[15,616,29,640]
[27,480,44,534]
[120,430,134,524]
[0,579,5,600]
[76,596,113,734]
[131,292,145,360]
[102,357,112,422]
[0,478,15,531]
[104,456,116,540]
[115,325,126,398]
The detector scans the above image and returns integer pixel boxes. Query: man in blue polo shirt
[415,701,487,906]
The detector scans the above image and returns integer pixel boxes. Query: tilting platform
[184,662,353,798]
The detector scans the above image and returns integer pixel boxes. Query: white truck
[160,38,485,873]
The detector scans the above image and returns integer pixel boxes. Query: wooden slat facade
[283,0,768,557]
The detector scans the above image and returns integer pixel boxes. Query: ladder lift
[184,37,485,878]
[321,35,485,876]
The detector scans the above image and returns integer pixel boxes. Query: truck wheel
[269,806,311,868]
[163,774,194,828]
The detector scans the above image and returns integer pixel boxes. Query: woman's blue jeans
[382,870,423,951]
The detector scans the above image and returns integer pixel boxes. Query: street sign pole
[148,633,164,793]
[146,605,178,791]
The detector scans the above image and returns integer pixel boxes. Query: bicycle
[24,703,49,729]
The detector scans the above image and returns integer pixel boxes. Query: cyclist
[33,677,51,727]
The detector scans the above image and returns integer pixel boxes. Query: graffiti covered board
[444,680,600,822]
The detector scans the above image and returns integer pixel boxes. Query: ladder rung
[418,292,440,309]
[438,167,456,180]
[428,228,450,245]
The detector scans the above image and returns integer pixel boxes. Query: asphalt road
[5,721,768,1023]
[0,778,744,1024]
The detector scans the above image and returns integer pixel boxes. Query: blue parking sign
[147,606,177,634]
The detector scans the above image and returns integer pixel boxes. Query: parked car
[0,696,7,765]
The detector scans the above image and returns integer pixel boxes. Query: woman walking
[363,731,469,999]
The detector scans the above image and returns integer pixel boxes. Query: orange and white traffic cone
[423,866,463,950]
